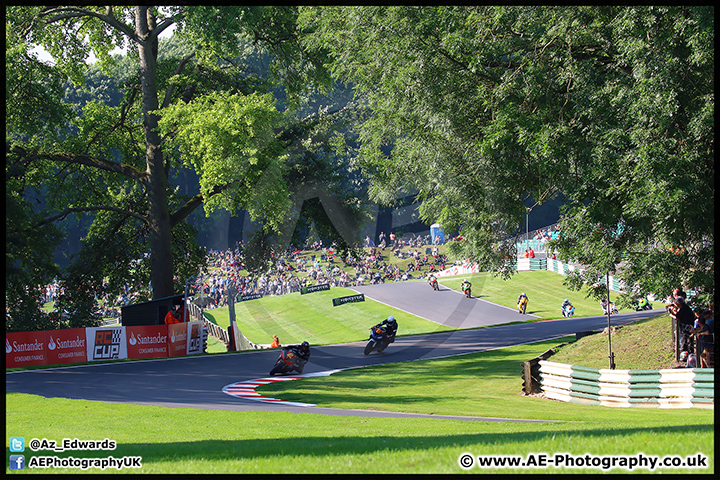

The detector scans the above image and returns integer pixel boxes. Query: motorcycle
[602,302,619,315]
[633,299,653,311]
[518,297,528,314]
[429,277,439,291]
[462,284,472,298]
[562,304,575,317]
[364,325,394,355]
[269,346,307,375]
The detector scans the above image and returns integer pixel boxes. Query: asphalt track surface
[6,280,664,422]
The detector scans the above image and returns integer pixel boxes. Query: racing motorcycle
[462,283,472,298]
[364,325,394,355]
[633,299,653,311]
[269,346,307,375]
[602,302,619,315]
[428,276,439,291]
[562,304,575,317]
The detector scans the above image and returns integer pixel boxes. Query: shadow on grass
[106,423,714,465]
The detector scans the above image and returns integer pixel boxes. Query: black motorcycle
[269,346,307,375]
[364,325,394,355]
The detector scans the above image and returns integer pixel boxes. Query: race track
[6,281,664,421]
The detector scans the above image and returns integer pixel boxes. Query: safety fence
[514,257,623,291]
[186,301,265,351]
[536,360,714,409]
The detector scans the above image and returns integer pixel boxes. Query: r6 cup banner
[86,326,128,361]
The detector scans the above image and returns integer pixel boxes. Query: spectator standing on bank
[671,297,695,354]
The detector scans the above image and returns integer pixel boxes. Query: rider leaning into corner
[377,316,398,342]
[288,341,311,363]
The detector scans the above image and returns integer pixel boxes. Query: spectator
[671,297,695,354]
[164,305,181,325]
[697,310,714,367]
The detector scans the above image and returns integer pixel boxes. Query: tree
[6,5,332,320]
[300,6,714,302]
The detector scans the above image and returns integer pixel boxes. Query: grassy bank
[6,335,714,474]
[202,269,625,348]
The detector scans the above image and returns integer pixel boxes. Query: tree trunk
[136,7,174,299]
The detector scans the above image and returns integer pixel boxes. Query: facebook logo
[9,455,25,470]
[10,436,25,452]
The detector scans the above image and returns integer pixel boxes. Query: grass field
[6,333,713,474]
[8,271,712,474]
[204,287,455,347]
[201,269,624,350]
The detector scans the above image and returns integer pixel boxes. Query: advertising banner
[300,283,330,295]
[436,262,479,278]
[5,331,46,368]
[332,293,365,307]
[86,326,127,362]
[167,322,188,357]
[127,325,168,359]
[186,321,203,356]
[45,328,87,365]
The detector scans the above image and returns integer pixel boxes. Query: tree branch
[27,152,148,186]
[38,6,139,44]
[161,52,197,109]
[169,183,230,228]
[36,206,147,227]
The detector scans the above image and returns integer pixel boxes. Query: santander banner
[5,331,47,368]
[127,325,168,359]
[46,328,87,365]
[6,322,205,368]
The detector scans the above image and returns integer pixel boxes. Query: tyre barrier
[538,360,714,409]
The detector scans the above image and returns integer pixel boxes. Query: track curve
[6,282,663,421]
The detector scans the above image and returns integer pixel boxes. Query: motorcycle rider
[461,279,472,296]
[517,292,528,314]
[378,316,398,343]
[561,298,574,317]
[286,341,311,372]
[428,273,438,290]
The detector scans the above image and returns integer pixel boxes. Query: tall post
[526,208,530,242]
[607,272,616,369]
[184,275,195,323]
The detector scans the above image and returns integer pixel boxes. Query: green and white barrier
[539,360,714,409]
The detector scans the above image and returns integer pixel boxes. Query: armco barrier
[538,360,714,409]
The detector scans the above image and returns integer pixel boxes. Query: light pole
[606,272,616,369]
[526,207,530,242]
[184,275,196,323]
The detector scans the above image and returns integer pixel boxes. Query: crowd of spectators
[192,237,449,309]
[666,288,714,368]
